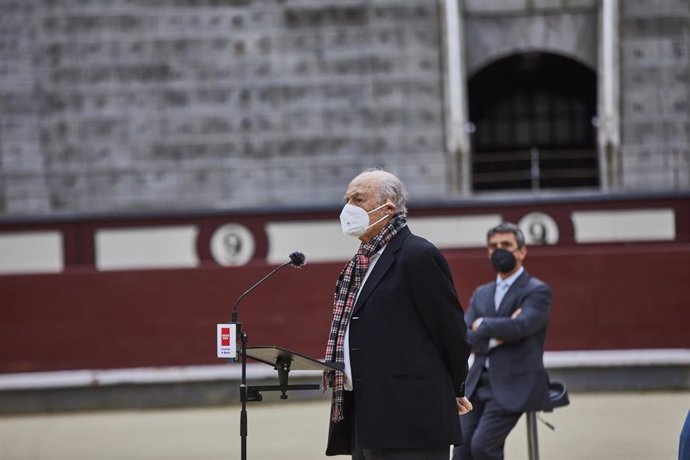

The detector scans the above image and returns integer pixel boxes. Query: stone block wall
[2,0,689,217]
[0,0,448,215]
[0,2,48,213]
[619,0,690,190]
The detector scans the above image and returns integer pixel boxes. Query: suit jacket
[464,270,552,413]
[326,226,471,455]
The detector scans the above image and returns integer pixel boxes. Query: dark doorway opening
[468,52,598,192]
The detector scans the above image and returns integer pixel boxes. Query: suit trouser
[680,410,690,460]
[452,370,522,460]
[346,390,450,460]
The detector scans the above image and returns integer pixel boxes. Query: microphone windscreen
[289,251,306,267]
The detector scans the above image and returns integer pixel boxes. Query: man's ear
[518,245,528,259]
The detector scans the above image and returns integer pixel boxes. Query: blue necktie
[494,281,509,311]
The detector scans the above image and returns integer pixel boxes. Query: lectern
[235,327,342,460]
[218,251,337,459]
[244,346,343,401]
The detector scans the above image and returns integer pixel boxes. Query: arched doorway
[468,52,598,192]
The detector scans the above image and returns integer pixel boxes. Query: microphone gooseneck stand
[229,252,306,460]
[239,325,248,460]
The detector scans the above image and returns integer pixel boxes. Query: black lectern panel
[246,346,344,372]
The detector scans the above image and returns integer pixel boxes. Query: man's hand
[471,317,483,332]
[456,396,473,415]
[494,308,524,346]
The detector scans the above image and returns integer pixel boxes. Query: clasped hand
[456,396,473,415]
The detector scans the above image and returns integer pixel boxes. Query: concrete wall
[463,0,598,74]
[1,0,689,217]
[619,0,690,189]
[0,0,449,215]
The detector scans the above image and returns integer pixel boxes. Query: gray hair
[359,168,408,214]
[487,222,525,248]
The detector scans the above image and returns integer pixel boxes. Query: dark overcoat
[326,226,471,455]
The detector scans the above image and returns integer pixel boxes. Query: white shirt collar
[496,266,524,287]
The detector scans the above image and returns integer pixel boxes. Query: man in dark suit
[453,222,552,460]
[324,169,473,459]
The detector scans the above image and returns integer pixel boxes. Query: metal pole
[530,147,540,192]
[599,0,621,190]
[440,0,472,196]
[240,328,248,460]
[526,412,540,460]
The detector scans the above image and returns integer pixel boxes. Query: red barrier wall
[1,243,689,374]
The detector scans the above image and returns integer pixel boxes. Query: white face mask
[339,203,389,237]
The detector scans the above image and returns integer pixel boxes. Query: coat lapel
[352,226,409,314]
[482,283,499,317]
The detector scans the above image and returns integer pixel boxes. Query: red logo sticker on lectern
[217,323,237,360]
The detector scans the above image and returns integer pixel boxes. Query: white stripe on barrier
[95,226,199,270]
[265,214,503,264]
[0,349,687,391]
[0,364,321,391]
[0,231,63,274]
[543,348,690,368]
[571,208,675,243]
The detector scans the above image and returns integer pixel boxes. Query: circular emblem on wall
[210,224,255,266]
[518,212,559,245]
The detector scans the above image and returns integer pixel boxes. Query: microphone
[288,251,306,267]
[230,251,306,323]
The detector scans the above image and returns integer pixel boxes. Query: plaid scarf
[324,212,407,422]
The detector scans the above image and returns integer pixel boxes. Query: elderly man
[324,168,472,459]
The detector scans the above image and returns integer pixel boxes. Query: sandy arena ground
[0,391,688,460]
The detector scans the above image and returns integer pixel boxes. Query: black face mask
[491,248,517,273]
